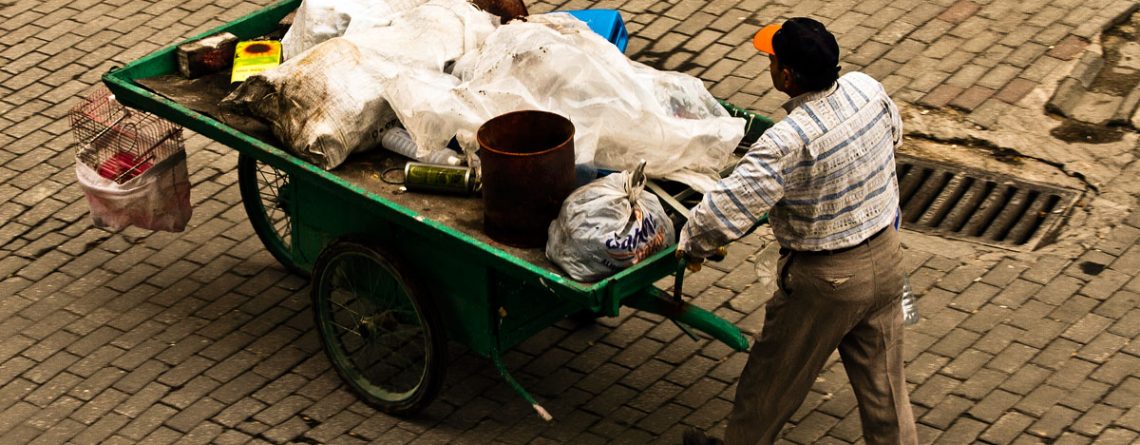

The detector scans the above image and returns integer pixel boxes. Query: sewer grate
[895,154,1082,251]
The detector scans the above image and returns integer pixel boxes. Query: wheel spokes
[321,251,430,400]
[254,161,292,249]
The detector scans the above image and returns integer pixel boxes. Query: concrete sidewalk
[1,0,1138,444]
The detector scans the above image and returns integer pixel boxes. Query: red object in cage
[69,87,183,184]
[97,151,154,181]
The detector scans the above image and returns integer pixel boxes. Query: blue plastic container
[563,9,629,53]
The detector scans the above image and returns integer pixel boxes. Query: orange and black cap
[752,17,840,88]
[752,23,781,55]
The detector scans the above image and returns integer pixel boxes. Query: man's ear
[781,66,797,90]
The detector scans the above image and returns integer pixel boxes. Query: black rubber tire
[237,153,306,276]
[310,241,446,415]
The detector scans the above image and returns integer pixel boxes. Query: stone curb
[1046,3,1140,124]
[1045,49,1105,118]
[1045,76,1084,118]
[1111,84,1140,126]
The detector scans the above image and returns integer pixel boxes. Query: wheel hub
[358,310,400,340]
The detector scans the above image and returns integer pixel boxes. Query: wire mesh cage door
[70,87,185,184]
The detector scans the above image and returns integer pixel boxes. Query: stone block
[933,417,986,445]
[1046,76,1085,117]
[1000,364,1052,395]
[995,77,1037,104]
[938,0,981,24]
[900,2,944,26]
[1034,22,1073,47]
[911,374,961,408]
[1076,332,1128,364]
[1048,35,1091,61]
[949,85,995,111]
[986,342,1038,374]
[980,412,1035,444]
[977,63,1021,90]
[944,62,987,88]
[1028,5,1067,28]
[1028,405,1081,439]
[1117,83,1140,125]
[1072,50,1106,88]
[911,18,954,43]
[943,349,995,380]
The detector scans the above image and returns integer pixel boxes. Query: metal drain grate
[895,154,1082,251]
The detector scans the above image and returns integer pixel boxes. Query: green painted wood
[625,287,750,352]
[720,99,776,147]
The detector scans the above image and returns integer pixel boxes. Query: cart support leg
[625,287,751,352]
[489,343,553,422]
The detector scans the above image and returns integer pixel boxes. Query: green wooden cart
[102,0,773,420]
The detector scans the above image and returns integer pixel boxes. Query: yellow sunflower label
[230,40,282,83]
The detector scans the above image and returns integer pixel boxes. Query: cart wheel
[238,154,304,276]
[311,241,446,415]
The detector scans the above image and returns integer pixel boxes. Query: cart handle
[625,285,750,352]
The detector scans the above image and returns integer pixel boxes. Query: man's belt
[785,225,892,256]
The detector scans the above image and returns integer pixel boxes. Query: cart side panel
[587,248,678,316]
[491,272,585,352]
[295,173,619,356]
[292,177,503,352]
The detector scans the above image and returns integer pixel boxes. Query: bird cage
[70,87,193,232]
[69,87,185,184]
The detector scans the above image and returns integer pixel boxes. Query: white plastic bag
[281,0,428,60]
[76,150,192,232]
[224,0,496,170]
[546,161,675,282]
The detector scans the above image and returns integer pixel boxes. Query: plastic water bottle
[901,274,919,326]
[421,149,462,166]
[753,243,780,293]
[381,127,418,158]
[381,127,462,166]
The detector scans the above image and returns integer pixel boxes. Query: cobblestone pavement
[2,0,1139,444]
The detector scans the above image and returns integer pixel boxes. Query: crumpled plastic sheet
[389,13,744,192]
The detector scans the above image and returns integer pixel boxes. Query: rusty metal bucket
[477,110,576,248]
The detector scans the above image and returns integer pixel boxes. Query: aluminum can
[403,162,477,194]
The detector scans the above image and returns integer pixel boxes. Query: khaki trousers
[724,228,917,445]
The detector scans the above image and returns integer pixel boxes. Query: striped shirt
[679,72,902,257]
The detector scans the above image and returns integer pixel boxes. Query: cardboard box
[231,40,282,83]
[176,32,238,79]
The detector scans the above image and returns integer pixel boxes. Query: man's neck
[781,82,839,113]
[783,85,808,97]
